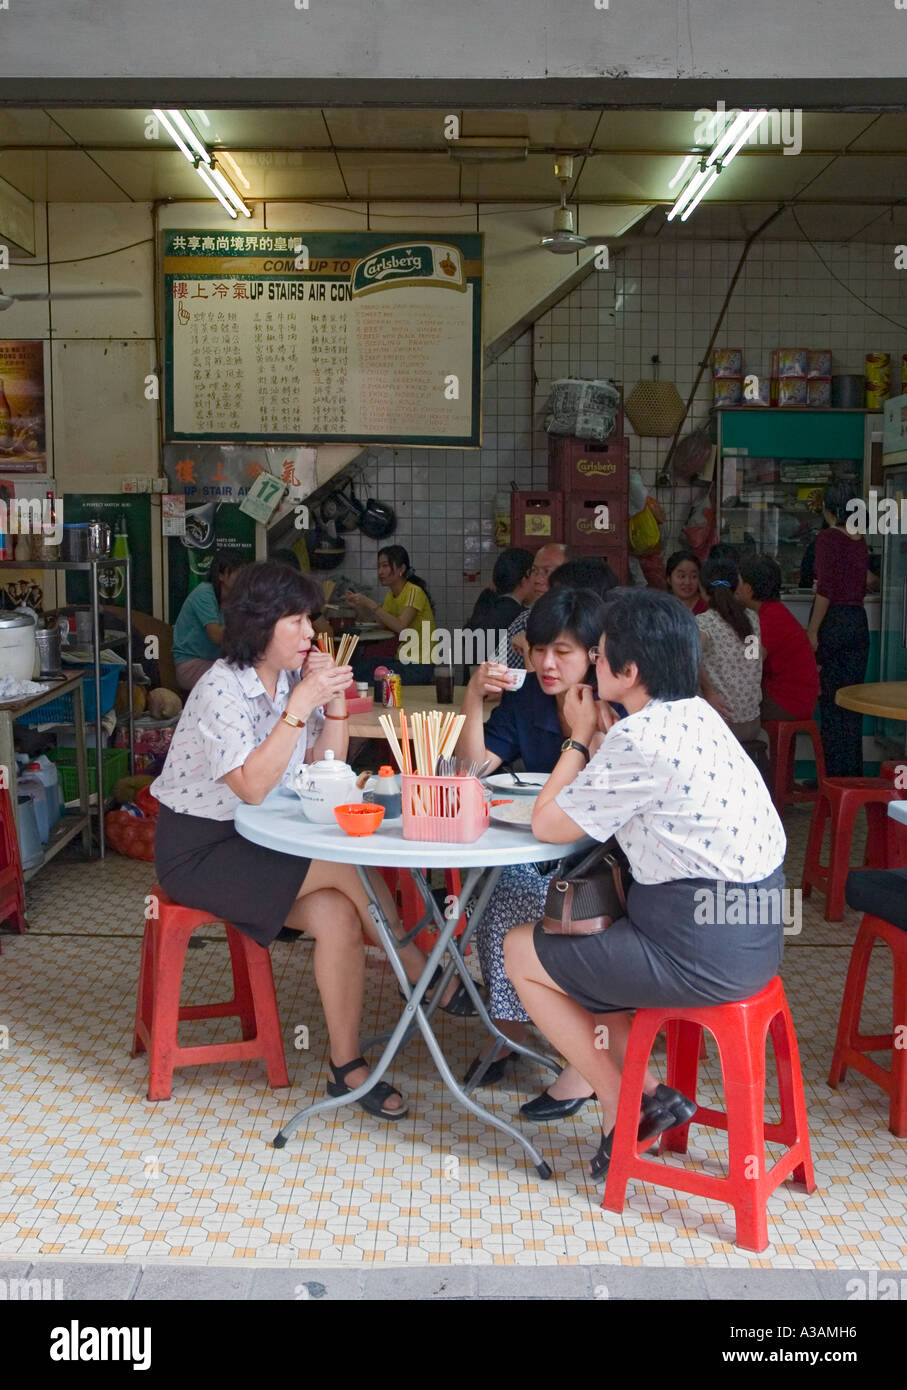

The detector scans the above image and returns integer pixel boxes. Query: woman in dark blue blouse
[458,586,612,1114]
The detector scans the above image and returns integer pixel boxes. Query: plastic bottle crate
[47,746,128,802]
[16,665,120,727]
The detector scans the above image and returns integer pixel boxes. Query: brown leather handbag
[541,838,632,936]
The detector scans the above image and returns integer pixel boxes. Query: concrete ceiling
[0,108,905,244]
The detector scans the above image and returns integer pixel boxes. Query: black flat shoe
[399,966,479,1017]
[463,1050,517,1086]
[520,1090,593,1120]
[643,1084,698,1127]
[590,1100,675,1180]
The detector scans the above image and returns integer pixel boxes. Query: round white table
[235,787,590,1177]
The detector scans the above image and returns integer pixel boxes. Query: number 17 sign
[239,471,287,524]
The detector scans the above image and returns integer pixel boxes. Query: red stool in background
[828,868,907,1137]
[764,719,825,814]
[388,867,470,953]
[0,784,27,950]
[801,778,903,922]
[879,759,907,796]
[132,887,290,1101]
[603,977,815,1253]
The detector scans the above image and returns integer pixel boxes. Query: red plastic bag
[135,785,159,820]
[105,810,156,861]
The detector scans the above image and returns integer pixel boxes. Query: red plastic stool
[0,783,26,946]
[602,977,815,1253]
[764,719,826,813]
[828,869,907,1137]
[880,759,907,796]
[801,778,903,922]
[132,887,290,1101]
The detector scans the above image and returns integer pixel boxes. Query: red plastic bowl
[334,802,386,836]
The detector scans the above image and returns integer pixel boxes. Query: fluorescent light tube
[194,161,238,218]
[667,165,708,221]
[153,109,196,164]
[219,151,251,191]
[680,167,720,220]
[209,163,252,216]
[166,110,212,165]
[720,109,768,167]
[668,154,696,190]
[705,109,751,167]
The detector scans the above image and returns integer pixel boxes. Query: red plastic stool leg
[771,1004,816,1189]
[660,1020,702,1155]
[829,918,882,1090]
[232,929,290,1089]
[801,793,830,900]
[146,922,192,1101]
[131,919,155,1058]
[226,925,257,1039]
[889,941,907,1137]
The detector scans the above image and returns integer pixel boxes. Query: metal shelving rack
[0,557,135,857]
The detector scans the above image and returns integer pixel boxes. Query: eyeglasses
[588,647,604,664]
[529,564,557,578]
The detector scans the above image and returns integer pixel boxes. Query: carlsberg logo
[354,245,433,289]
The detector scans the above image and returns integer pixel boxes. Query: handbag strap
[554,838,616,882]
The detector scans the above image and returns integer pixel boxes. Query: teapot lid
[306,748,353,776]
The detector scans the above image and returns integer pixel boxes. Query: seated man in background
[503,542,570,667]
[738,553,820,721]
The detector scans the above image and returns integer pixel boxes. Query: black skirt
[534,865,786,1015]
[154,803,311,947]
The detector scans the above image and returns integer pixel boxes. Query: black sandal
[590,1100,676,1181]
[398,965,479,1017]
[326,1057,409,1121]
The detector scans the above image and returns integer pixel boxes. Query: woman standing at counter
[806,483,870,777]
[345,545,437,684]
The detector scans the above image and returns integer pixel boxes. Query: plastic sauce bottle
[364,765,402,819]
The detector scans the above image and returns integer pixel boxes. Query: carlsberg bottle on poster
[99,513,129,602]
[0,378,12,450]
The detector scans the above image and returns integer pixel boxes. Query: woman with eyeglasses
[504,589,787,1182]
[456,584,619,1117]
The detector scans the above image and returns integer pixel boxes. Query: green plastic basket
[47,746,129,802]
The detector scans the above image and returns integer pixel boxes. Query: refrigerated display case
[715,408,876,592]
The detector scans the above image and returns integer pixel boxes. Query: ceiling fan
[0,287,140,312]
[538,154,612,255]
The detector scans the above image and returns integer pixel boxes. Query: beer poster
[0,339,47,473]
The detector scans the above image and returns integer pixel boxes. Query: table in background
[235,788,589,1177]
[836,682,907,722]
[0,669,92,879]
[348,685,475,740]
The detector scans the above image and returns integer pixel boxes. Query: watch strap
[561,738,590,763]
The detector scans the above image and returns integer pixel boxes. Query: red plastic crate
[548,435,629,494]
[510,491,565,549]
[565,493,629,548]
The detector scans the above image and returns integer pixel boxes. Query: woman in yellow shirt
[345,545,437,684]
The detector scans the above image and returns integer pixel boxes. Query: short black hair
[209,549,244,604]
[526,586,609,657]
[222,559,323,668]
[739,553,782,602]
[665,549,701,578]
[824,481,859,526]
[549,556,620,600]
[601,588,700,700]
[492,547,534,594]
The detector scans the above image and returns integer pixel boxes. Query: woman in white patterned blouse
[504,588,787,1181]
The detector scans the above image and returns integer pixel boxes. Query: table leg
[273,862,555,1178]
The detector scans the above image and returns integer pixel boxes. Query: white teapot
[293,749,359,823]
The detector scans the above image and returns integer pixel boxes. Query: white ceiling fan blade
[582,236,611,247]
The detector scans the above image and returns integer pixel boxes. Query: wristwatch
[280,710,305,729]
[561,738,590,763]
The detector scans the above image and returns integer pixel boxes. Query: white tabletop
[235,786,590,868]
[889,800,907,827]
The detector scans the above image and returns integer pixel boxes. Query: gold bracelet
[324,712,349,720]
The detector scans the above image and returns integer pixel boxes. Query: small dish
[484,771,548,796]
[489,797,538,828]
[334,802,386,836]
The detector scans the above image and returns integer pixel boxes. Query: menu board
[163,231,482,448]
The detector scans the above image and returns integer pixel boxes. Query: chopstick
[315,630,359,667]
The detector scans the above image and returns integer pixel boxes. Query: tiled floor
[0,807,904,1274]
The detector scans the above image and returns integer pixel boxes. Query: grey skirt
[155,803,310,947]
[533,865,786,1015]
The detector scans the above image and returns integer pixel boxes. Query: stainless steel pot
[35,624,63,678]
[86,519,112,558]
